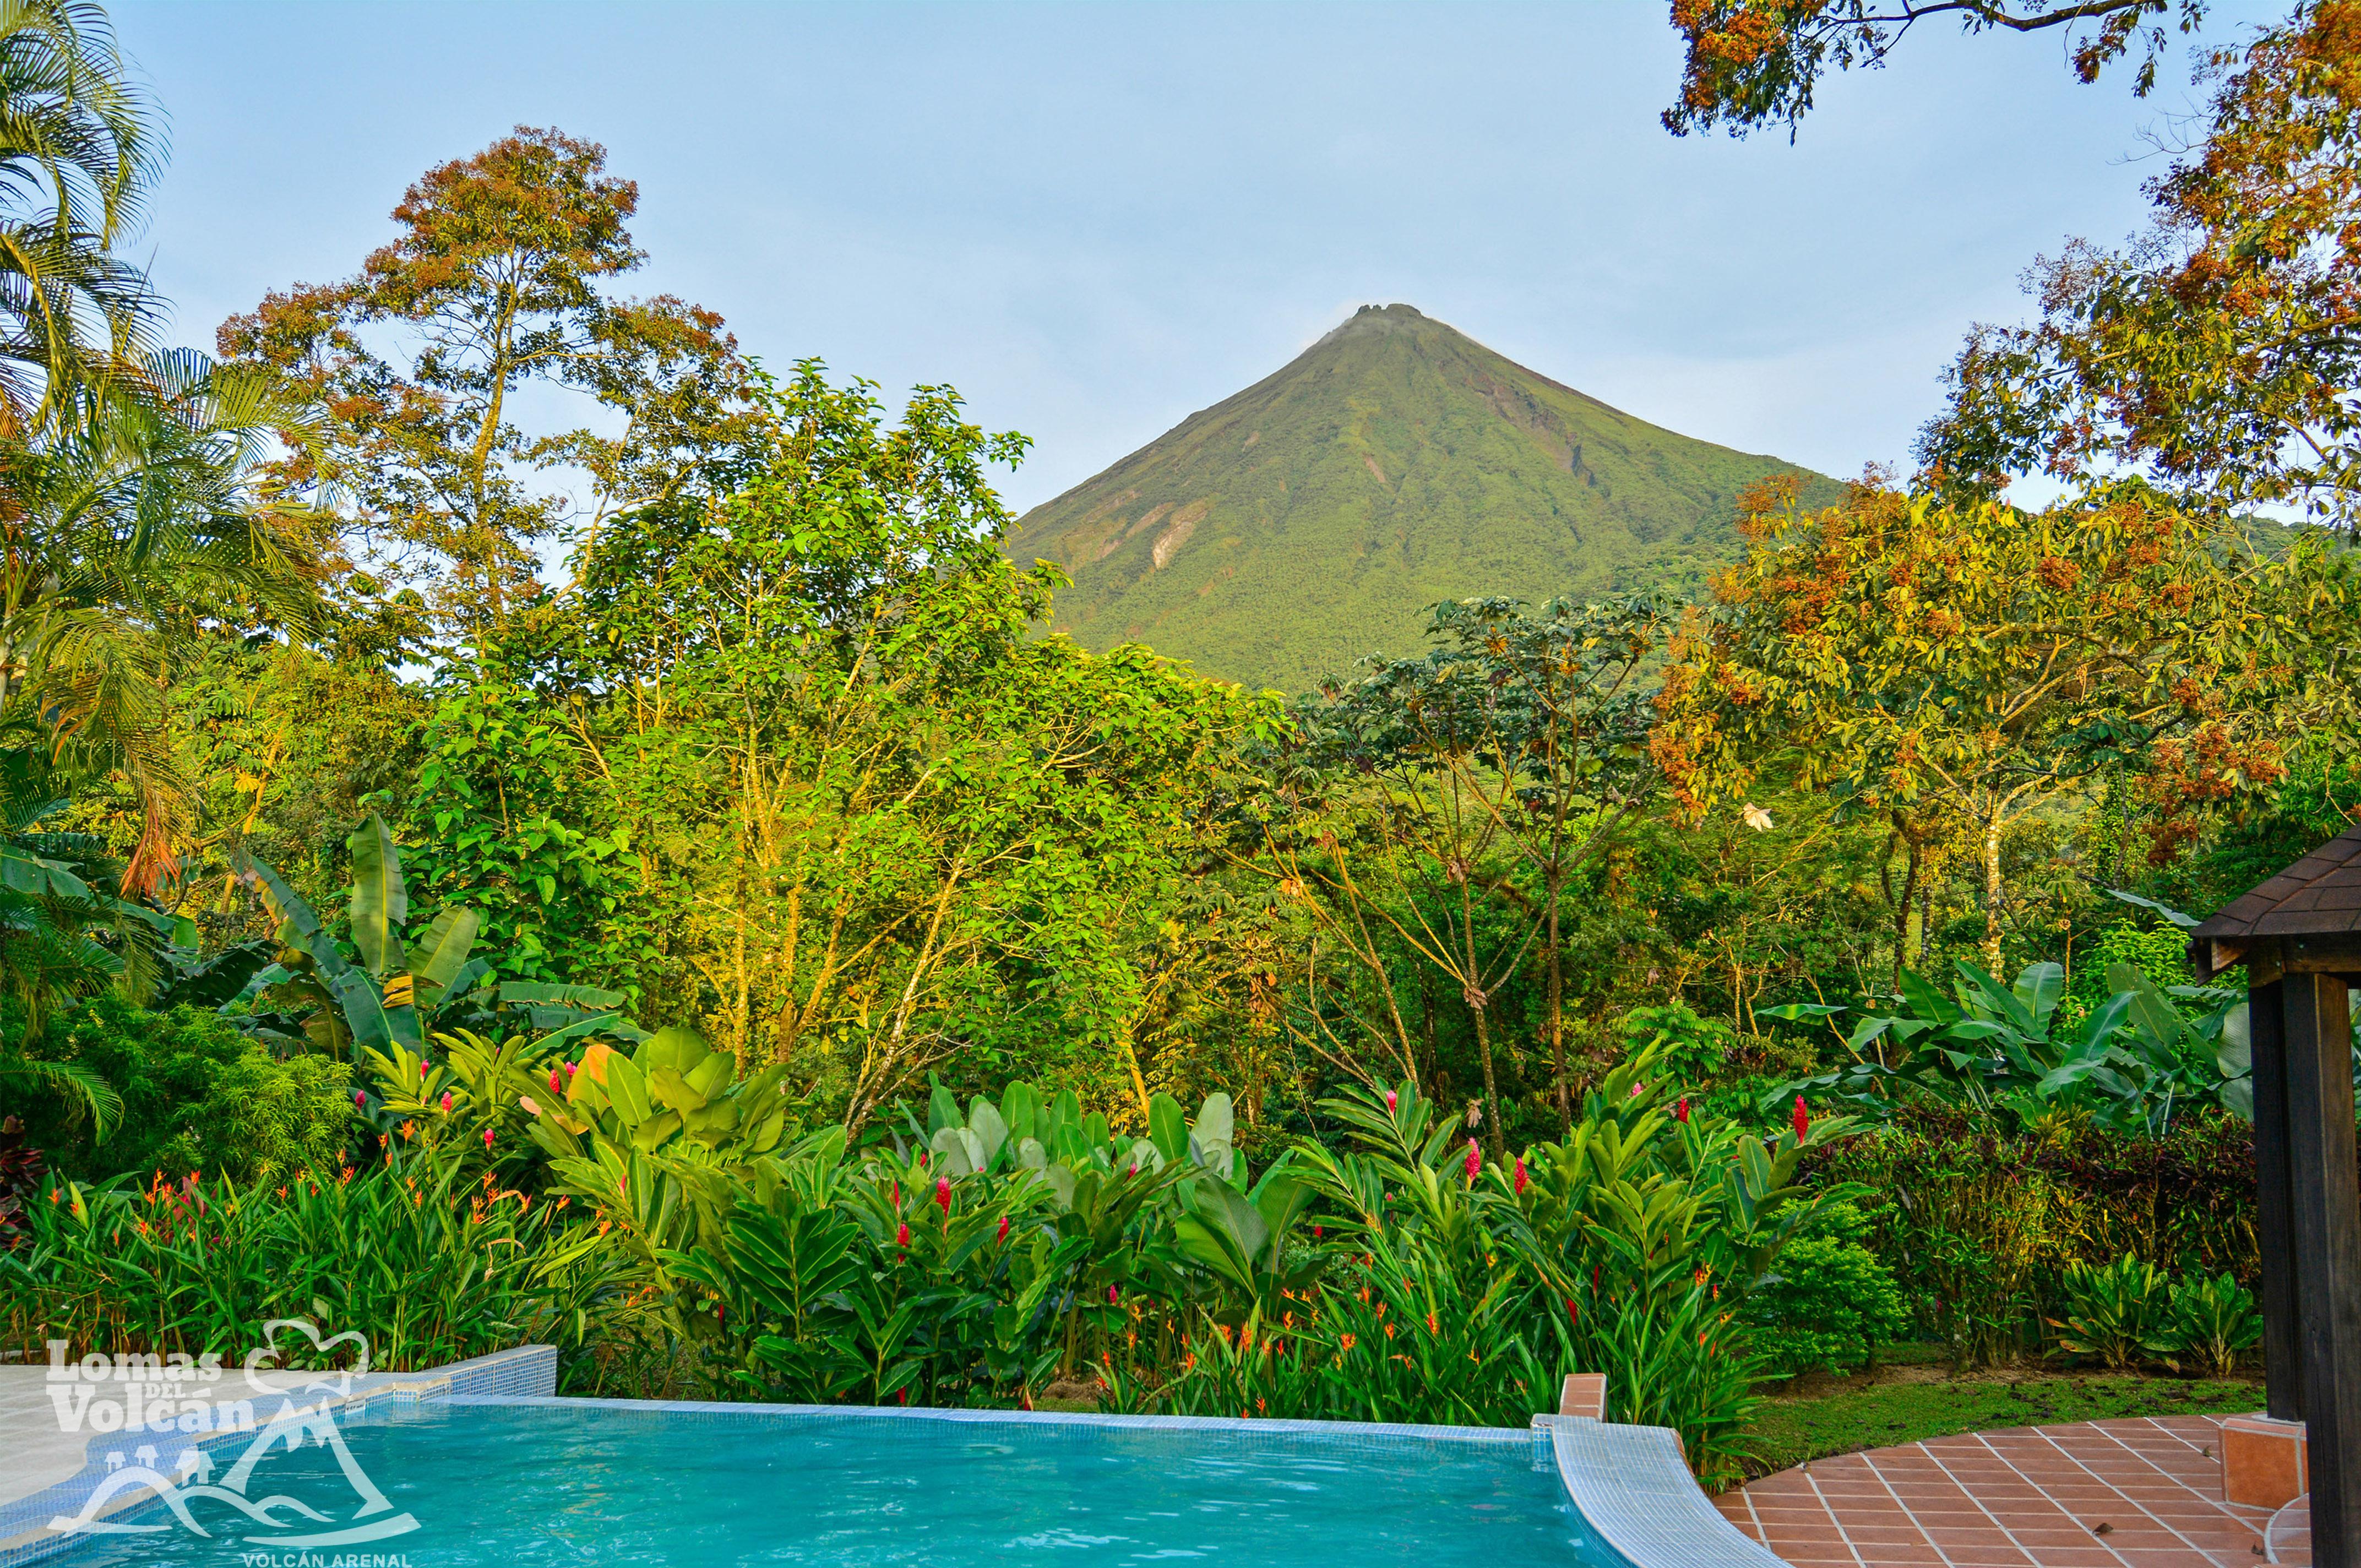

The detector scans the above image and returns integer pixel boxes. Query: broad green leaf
[346,814,407,976]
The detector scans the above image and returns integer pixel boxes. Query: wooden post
[2250,977,2304,1422]
[2283,973,2360,1568]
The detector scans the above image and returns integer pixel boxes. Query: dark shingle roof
[2189,824,2361,940]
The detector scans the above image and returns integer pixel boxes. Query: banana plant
[1172,1170,1317,1321]
[236,814,644,1060]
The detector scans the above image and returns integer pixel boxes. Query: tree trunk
[1547,880,1569,1140]
[1981,813,2005,972]
[1468,991,1505,1163]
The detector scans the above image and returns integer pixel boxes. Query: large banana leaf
[345,814,408,976]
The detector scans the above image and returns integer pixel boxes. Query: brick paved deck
[1712,1414,2310,1567]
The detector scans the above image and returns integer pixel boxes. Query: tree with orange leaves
[1650,475,2358,969]
[219,126,759,641]
[1922,2,2361,535]
[1664,0,2208,139]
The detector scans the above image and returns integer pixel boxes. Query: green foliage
[2157,1270,2264,1378]
[2053,1253,2172,1370]
[1007,304,1838,692]
[7,994,352,1184]
[1,1145,582,1370]
[1748,1204,1911,1376]
[238,812,643,1065]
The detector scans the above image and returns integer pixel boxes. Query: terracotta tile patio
[1713,1414,2314,1567]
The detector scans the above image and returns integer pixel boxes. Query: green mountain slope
[1007,303,1842,692]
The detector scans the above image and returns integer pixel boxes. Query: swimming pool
[34,1400,1639,1568]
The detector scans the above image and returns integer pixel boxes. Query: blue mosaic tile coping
[1540,1414,1788,1568]
[0,1344,556,1568]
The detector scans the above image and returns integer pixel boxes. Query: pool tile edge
[1537,1415,1787,1568]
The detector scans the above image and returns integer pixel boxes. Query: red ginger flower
[1675,1097,1690,1123]
[1384,1088,1397,1113]
[1464,1139,1480,1182]
[440,1091,454,1112]
[1792,1095,1810,1141]
[482,1127,494,1151]
[935,1175,951,1215]
[896,1220,911,1250]
[996,1215,1010,1244]
[1513,1157,1528,1195]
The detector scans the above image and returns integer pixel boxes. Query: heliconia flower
[996,1215,1010,1244]
[896,1221,911,1250]
[1792,1095,1810,1141]
[482,1127,494,1151]
[440,1092,454,1113]
[1384,1089,1398,1113]
[935,1176,951,1214]
[1464,1139,1480,1182]
[1675,1097,1690,1123]
[1513,1157,1528,1195]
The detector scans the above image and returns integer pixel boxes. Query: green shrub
[1749,1204,1911,1376]
[6,995,353,1183]
[2153,1270,2263,1375]
[2053,1254,2172,1369]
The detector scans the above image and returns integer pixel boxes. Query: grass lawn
[1741,1362,2266,1479]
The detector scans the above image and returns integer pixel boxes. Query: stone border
[0,1344,555,1568]
[1539,1414,1787,1568]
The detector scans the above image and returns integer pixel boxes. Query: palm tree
[1,350,325,890]
[0,0,161,434]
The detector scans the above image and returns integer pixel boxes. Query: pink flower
[1464,1139,1480,1182]
[564,1060,577,1077]
[420,1061,429,1079]
[918,1150,928,1167]
[896,1221,911,1250]
[1384,1089,1397,1113]
[440,1092,454,1113]
[1792,1095,1810,1142]
[548,1069,563,1094]
[1629,1080,1644,1097]
[1675,1097,1690,1123]
[1127,1164,1138,1177]
[1513,1157,1528,1196]
[353,1090,366,1108]
[1107,1284,1120,1304]
[935,1176,951,1215]
[996,1215,1010,1244]
[482,1127,494,1151]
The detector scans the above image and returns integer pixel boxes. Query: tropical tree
[219,126,760,639]
[1921,2,2361,535]
[0,350,326,889]
[1651,476,2360,968]
[1662,0,2210,139]
[0,0,160,433]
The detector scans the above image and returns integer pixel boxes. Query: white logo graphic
[43,1320,421,1549]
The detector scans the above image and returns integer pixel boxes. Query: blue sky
[113,1,2270,513]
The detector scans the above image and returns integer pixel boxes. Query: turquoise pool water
[41,1402,1619,1566]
